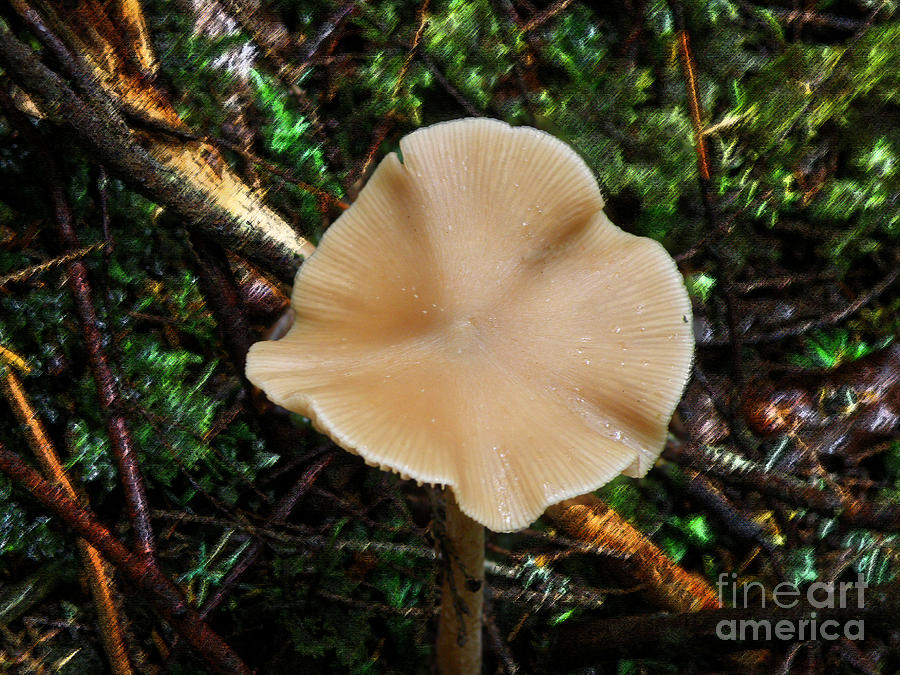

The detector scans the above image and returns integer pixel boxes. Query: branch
[0,442,252,674]
[50,182,155,560]
[664,443,900,530]
[544,494,720,612]
[1,368,134,675]
[199,453,334,619]
[550,584,900,668]
[0,12,312,281]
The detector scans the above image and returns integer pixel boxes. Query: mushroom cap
[246,118,694,532]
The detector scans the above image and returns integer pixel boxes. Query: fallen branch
[50,182,155,560]
[664,443,900,530]
[550,583,900,668]
[0,10,312,281]
[1,368,133,675]
[544,494,720,612]
[0,442,252,674]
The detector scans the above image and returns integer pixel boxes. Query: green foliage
[146,4,245,135]
[686,272,717,303]
[0,474,65,560]
[272,517,432,672]
[786,547,820,587]
[251,70,328,175]
[789,330,892,369]
[424,0,516,112]
[180,534,251,606]
[597,476,661,533]
[842,530,900,586]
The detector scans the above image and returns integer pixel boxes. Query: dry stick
[102,110,347,212]
[676,29,710,184]
[346,119,395,197]
[299,1,359,69]
[216,0,299,73]
[0,561,74,627]
[116,0,157,74]
[659,463,786,579]
[218,139,349,211]
[0,241,106,289]
[736,1,868,32]
[732,271,837,294]
[189,234,256,374]
[521,0,575,33]
[393,0,430,101]
[490,0,541,124]
[186,234,336,621]
[663,442,900,530]
[673,12,747,390]
[1,369,134,675]
[49,183,155,560]
[753,265,900,344]
[421,54,485,117]
[356,4,484,117]
[550,584,900,669]
[187,231,312,472]
[0,344,31,374]
[152,509,613,612]
[0,42,158,560]
[483,590,520,675]
[0,442,252,674]
[0,15,311,282]
[216,0,350,162]
[199,454,335,619]
[545,494,720,613]
[694,265,900,347]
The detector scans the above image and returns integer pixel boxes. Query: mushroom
[246,118,694,673]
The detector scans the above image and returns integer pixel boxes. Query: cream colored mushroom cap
[246,118,694,532]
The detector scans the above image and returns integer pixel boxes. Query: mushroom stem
[436,491,485,675]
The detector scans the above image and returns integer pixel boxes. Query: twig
[393,0,430,102]
[732,271,837,294]
[356,5,484,117]
[550,584,900,668]
[199,454,335,619]
[676,28,710,182]
[50,181,155,560]
[544,494,720,612]
[312,588,431,617]
[484,591,520,674]
[490,0,541,124]
[0,562,74,625]
[737,1,872,33]
[0,241,106,289]
[421,55,484,117]
[0,15,312,281]
[1,368,134,675]
[188,234,255,374]
[695,265,900,346]
[660,463,786,578]
[521,0,575,33]
[671,4,746,386]
[0,344,31,374]
[0,441,252,674]
[664,442,900,530]
[210,134,348,210]
[754,266,899,344]
[346,119,394,197]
